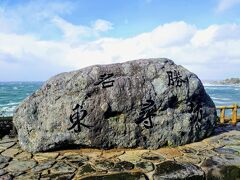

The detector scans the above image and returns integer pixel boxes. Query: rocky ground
[0,124,240,180]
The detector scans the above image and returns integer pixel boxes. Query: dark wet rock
[0,155,11,163]
[77,164,96,176]
[31,160,55,173]
[136,161,155,172]
[201,155,240,180]
[6,160,37,172]
[113,161,134,171]
[205,165,240,180]
[153,160,205,179]
[14,58,216,152]
[95,160,115,170]
[141,152,165,161]
[201,154,240,167]
[81,172,148,180]
[201,157,219,167]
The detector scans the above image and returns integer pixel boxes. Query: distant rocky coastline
[214,78,240,85]
[203,78,240,86]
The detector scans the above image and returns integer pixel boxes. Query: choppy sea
[0,82,240,116]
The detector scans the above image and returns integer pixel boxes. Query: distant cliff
[214,78,240,85]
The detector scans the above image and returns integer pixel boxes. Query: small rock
[14,173,40,180]
[0,163,8,169]
[113,161,134,171]
[34,152,59,162]
[153,161,205,179]
[0,142,15,150]
[6,160,37,172]
[81,172,148,180]
[214,147,239,155]
[15,152,32,160]
[1,148,21,158]
[77,164,96,176]
[95,160,114,171]
[0,169,7,176]
[0,155,12,163]
[31,160,55,173]
[49,161,76,174]
[8,171,25,177]
[135,161,155,172]
[175,155,202,165]
[141,152,165,161]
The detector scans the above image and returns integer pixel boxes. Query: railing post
[232,104,237,126]
[220,108,225,124]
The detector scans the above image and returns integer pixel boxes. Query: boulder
[13,58,217,152]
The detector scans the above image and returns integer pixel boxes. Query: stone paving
[0,124,240,180]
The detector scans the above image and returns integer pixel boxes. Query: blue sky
[0,0,240,81]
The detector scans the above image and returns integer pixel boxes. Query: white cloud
[216,0,240,12]
[0,21,240,81]
[52,16,91,41]
[52,17,113,42]
[92,19,113,32]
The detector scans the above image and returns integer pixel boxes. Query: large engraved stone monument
[13,58,217,152]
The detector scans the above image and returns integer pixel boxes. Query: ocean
[0,82,239,117]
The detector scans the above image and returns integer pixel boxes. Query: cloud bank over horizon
[0,0,240,81]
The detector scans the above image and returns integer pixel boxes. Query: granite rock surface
[13,58,217,152]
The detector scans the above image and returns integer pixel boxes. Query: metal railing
[216,104,240,126]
